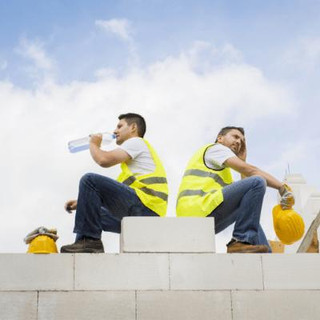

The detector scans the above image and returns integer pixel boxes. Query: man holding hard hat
[176,126,295,253]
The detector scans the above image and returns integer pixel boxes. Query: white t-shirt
[117,137,156,175]
[204,143,236,170]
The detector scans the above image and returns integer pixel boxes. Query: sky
[1,0,320,253]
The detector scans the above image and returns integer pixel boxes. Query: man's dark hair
[118,113,146,137]
[215,126,245,142]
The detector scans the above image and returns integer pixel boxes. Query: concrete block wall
[1,217,320,320]
[1,253,320,320]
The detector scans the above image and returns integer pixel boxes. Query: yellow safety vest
[176,143,233,217]
[117,139,168,217]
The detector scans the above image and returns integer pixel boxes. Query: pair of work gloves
[24,226,58,244]
[279,184,295,210]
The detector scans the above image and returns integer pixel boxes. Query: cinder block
[0,292,37,320]
[38,291,135,320]
[0,254,74,290]
[137,291,232,320]
[262,254,320,289]
[170,254,263,290]
[232,290,320,320]
[121,217,215,253]
[75,253,169,290]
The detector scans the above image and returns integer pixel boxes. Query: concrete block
[38,291,135,320]
[0,254,74,290]
[137,291,232,320]
[0,292,37,320]
[232,290,320,320]
[170,254,263,290]
[75,253,169,290]
[262,254,320,289]
[120,217,215,253]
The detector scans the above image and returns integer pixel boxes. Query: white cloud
[17,38,55,71]
[0,42,299,253]
[14,38,56,85]
[95,18,133,42]
[95,18,138,66]
[185,41,243,75]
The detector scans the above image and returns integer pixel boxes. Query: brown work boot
[60,237,104,253]
[227,239,269,253]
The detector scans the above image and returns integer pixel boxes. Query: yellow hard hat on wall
[27,235,58,254]
[272,205,305,245]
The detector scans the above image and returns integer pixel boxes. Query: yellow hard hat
[27,235,58,254]
[272,205,305,245]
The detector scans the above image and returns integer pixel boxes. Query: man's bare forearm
[244,166,283,190]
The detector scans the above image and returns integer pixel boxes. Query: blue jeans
[208,176,271,252]
[73,173,158,240]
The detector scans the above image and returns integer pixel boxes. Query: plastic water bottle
[68,132,115,153]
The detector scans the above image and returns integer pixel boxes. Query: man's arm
[226,156,295,208]
[224,156,283,190]
[229,136,281,189]
[224,137,294,208]
[237,137,247,180]
[89,134,131,168]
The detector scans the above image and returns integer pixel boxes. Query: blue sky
[2,1,320,81]
[1,0,319,252]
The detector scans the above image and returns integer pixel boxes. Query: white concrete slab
[262,254,320,289]
[0,292,37,320]
[170,254,263,290]
[0,254,74,290]
[75,253,169,290]
[121,217,215,253]
[137,291,232,320]
[232,290,320,320]
[38,291,135,320]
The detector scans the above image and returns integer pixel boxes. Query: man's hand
[90,134,103,147]
[238,137,247,162]
[279,184,295,210]
[65,200,77,213]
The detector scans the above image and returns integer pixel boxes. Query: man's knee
[250,176,267,190]
[80,172,96,186]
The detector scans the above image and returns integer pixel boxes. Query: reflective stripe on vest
[177,188,218,201]
[176,143,233,217]
[183,169,229,187]
[117,138,168,217]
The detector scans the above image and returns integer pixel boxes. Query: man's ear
[217,135,223,143]
[130,122,138,134]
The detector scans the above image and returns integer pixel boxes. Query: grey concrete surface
[170,253,263,290]
[75,253,169,290]
[262,254,320,289]
[137,290,232,320]
[232,290,320,320]
[0,254,73,290]
[0,292,37,320]
[38,291,135,320]
[121,217,215,253]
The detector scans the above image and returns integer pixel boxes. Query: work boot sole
[227,241,269,253]
[60,247,104,253]
[227,246,269,253]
